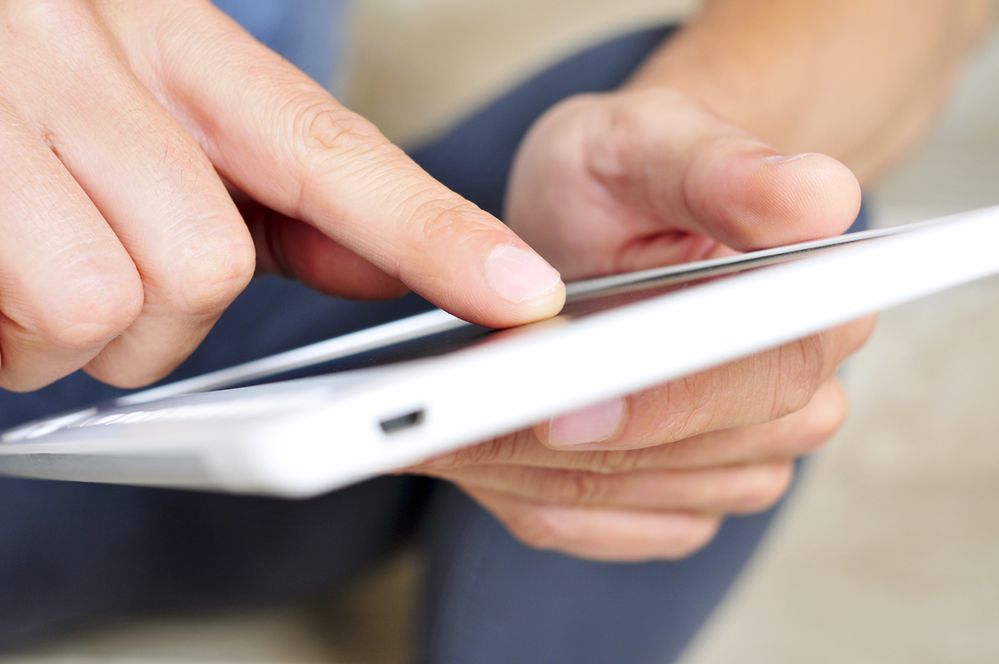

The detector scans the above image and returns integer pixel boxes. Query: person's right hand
[0,0,565,392]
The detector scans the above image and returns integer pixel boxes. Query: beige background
[343,0,698,143]
[5,2,999,662]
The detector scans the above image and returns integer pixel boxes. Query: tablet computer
[2,206,998,497]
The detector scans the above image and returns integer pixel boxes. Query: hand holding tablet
[0,73,893,562]
[417,89,870,560]
[3,209,999,565]
[0,3,980,563]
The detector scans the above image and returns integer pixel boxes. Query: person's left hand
[407,89,875,562]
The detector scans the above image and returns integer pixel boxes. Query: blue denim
[213,0,348,91]
[0,14,868,664]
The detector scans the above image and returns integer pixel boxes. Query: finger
[464,486,721,562]
[242,202,408,300]
[418,378,847,474]
[132,3,564,327]
[636,377,848,467]
[427,461,793,515]
[597,90,862,251]
[539,317,873,450]
[8,3,255,387]
[0,103,142,390]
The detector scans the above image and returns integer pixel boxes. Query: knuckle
[653,375,716,442]
[408,197,496,249]
[425,450,467,472]
[591,449,646,474]
[294,101,382,157]
[164,235,256,316]
[285,97,391,217]
[557,470,614,505]
[42,270,143,348]
[427,431,532,471]
[444,438,507,468]
[771,337,826,418]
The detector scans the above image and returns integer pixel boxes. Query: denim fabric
[213,0,348,91]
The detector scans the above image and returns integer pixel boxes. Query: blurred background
[5,1,999,662]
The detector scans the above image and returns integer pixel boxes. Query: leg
[419,483,782,664]
[0,279,430,650]
[0,474,426,649]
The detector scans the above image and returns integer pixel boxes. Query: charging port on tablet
[379,409,426,435]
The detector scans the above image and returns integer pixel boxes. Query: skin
[409,0,991,560]
[0,0,565,391]
[0,0,988,561]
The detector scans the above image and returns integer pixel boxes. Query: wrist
[622,10,829,153]
[622,0,991,184]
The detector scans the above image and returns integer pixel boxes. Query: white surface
[2,209,999,497]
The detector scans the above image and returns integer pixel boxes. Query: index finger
[140,3,564,328]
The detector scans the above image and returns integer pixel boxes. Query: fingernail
[764,152,818,165]
[548,398,625,447]
[485,245,562,304]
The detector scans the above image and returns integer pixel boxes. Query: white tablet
[2,206,999,497]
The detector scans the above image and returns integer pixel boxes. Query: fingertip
[409,229,566,329]
[688,147,862,251]
[764,151,862,230]
[483,245,562,304]
[454,281,566,329]
[479,244,566,325]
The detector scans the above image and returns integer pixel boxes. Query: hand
[409,89,873,562]
[0,0,564,391]
[506,89,862,279]
[413,373,864,562]
[434,0,990,561]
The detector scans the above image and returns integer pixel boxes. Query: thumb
[150,4,564,328]
[585,90,861,258]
